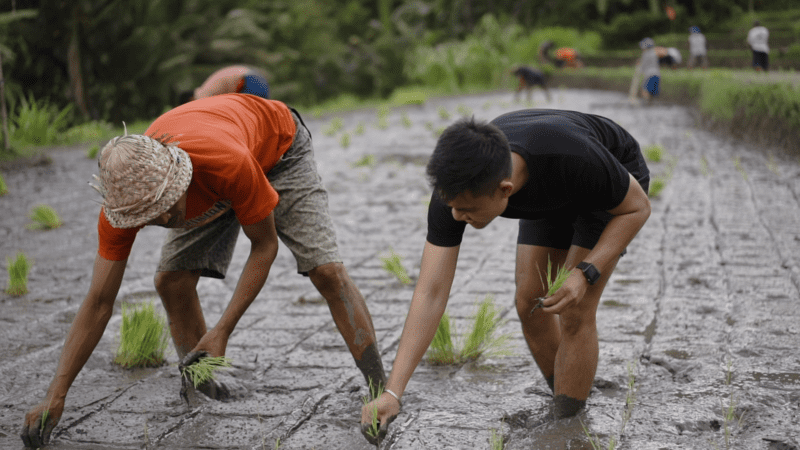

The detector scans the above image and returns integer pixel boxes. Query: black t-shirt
[426,109,649,247]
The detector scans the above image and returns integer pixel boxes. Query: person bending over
[21,95,385,449]
[361,109,650,442]
[512,66,551,103]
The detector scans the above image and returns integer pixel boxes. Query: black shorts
[752,51,769,70]
[516,176,649,251]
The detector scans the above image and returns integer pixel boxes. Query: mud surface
[1,89,799,449]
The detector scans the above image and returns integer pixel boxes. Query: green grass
[27,204,62,229]
[380,248,411,284]
[5,252,30,295]
[181,355,233,388]
[643,144,664,163]
[0,173,7,196]
[10,93,73,151]
[353,154,376,168]
[648,176,667,198]
[114,301,170,368]
[86,144,100,159]
[427,295,511,365]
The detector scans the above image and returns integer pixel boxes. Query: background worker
[538,40,584,68]
[511,66,551,102]
[747,20,770,72]
[178,65,270,103]
[687,26,709,69]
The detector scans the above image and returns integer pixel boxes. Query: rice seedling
[380,248,411,284]
[340,132,351,149]
[542,257,572,297]
[483,101,492,110]
[377,116,389,130]
[434,126,446,137]
[437,106,451,120]
[489,425,504,449]
[648,176,666,198]
[700,155,711,177]
[362,378,385,445]
[181,355,233,388]
[427,295,511,365]
[86,144,99,159]
[643,144,664,163]
[354,122,366,135]
[5,252,31,295]
[401,113,412,128]
[114,301,170,368]
[580,360,637,450]
[456,104,473,117]
[0,173,7,196]
[28,204,62,229]
[323,117,344,136]
[712,359,745,450]
[425,121,434,131]
[732,156,747,180]
[353,154,376,168]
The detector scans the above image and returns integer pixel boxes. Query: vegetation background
[0,0,799,153]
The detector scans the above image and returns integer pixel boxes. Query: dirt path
[1,89,798,449]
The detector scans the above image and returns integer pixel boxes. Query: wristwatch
[576,262,601,285]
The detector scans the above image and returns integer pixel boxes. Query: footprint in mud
[764,438,800,450]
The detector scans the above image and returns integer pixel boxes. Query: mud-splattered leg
[309,262,387,389]
[154,269,205,360]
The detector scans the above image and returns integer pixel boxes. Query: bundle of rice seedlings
[380,248,411,284]
[28,204,62,229]
[427,311,456,364]
[114,302,170,368]
[323,117,344,136]
[353,154,375,168]
[648,177,666,198]
[181,355,233,388]
[361,378,385,443]
[456,104,473,117]
[460,295,511,362]
[6,252,31,295]
[437,106,451,120]
[340,132,351,148]
[401,113,412,128]
[643,144,664,163]
[542,257,572,297]
[0,173,8,196]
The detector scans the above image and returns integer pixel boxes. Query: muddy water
[1,89,799,449]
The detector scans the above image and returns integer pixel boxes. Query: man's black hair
[177,90,194,105]
[426,117,512,202]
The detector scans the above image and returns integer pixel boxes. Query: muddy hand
[21,398,63,449]
[179,351,231,402]
[360,393,400,445]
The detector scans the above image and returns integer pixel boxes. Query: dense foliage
[0,0,795,126]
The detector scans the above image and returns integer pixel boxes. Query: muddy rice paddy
[1,89,799,449]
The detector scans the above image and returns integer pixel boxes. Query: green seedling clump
[380,248,411,284]
[28,204,62,229]
[0,173,8,196]
[6,252,31,295]
[361,378,385,443]
[340,132,351,148]
[181,355,233,388]
[86,144,100,159]
[114,301,170,368]
[438,106,451,120]
[649,177,666,198]
[643,144,664,163]
[353,154,375,168]
[354,122,366,135]
[401,113,412,128]
[323,117,344,136]
[427,295,511,365]
[543,257,572,297]
[456,104,473,117]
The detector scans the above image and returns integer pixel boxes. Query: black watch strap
[576,261,601,285]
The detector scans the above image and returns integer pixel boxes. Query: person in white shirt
[688,26,709,69]
[746,20,770,71]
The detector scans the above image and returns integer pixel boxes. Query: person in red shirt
[20,95,385,448]
[538,41,584,69]
[178,65,270,104]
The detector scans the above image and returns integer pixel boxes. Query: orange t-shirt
[556,47,578,62]
[97,94,296,261]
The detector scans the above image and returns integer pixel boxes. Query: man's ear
[499,179,514,198]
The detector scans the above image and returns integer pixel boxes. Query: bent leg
[309,262,386,388]
[515,244,569,392]
[154,270,205,359]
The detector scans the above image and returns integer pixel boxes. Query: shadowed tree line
[0,0,793,125]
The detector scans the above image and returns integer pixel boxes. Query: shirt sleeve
[425,192,467,247]
[97,209,140,261]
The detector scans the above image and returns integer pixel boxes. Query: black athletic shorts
[752,51,769,71]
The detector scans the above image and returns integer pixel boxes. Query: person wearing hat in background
[687,26,709,69]
[654,46,682,69]
[178,65,270,104]
[746,20,770,72]
[633,38,660,103]
[511,66,551,103]
[20,94,386,448]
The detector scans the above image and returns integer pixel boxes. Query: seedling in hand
[28,204,62,229]
[181,355,233,388]
[530,257,571,316]
[6,252,31,295]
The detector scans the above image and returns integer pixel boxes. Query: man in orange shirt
[178,65,270,104]
[20,94,385,448]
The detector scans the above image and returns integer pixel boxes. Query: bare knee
[559,309,595,337]
[154,270,199,299]
[308,263,352,298]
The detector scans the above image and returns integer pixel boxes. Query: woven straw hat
[91,133,192,229]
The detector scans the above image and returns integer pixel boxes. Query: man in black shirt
[361,109,651,438]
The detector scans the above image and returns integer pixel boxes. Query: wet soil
[1,89,799,449]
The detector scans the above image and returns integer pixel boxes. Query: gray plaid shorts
[156,110,341,278]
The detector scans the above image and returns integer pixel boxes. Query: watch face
[578,262,600,285]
